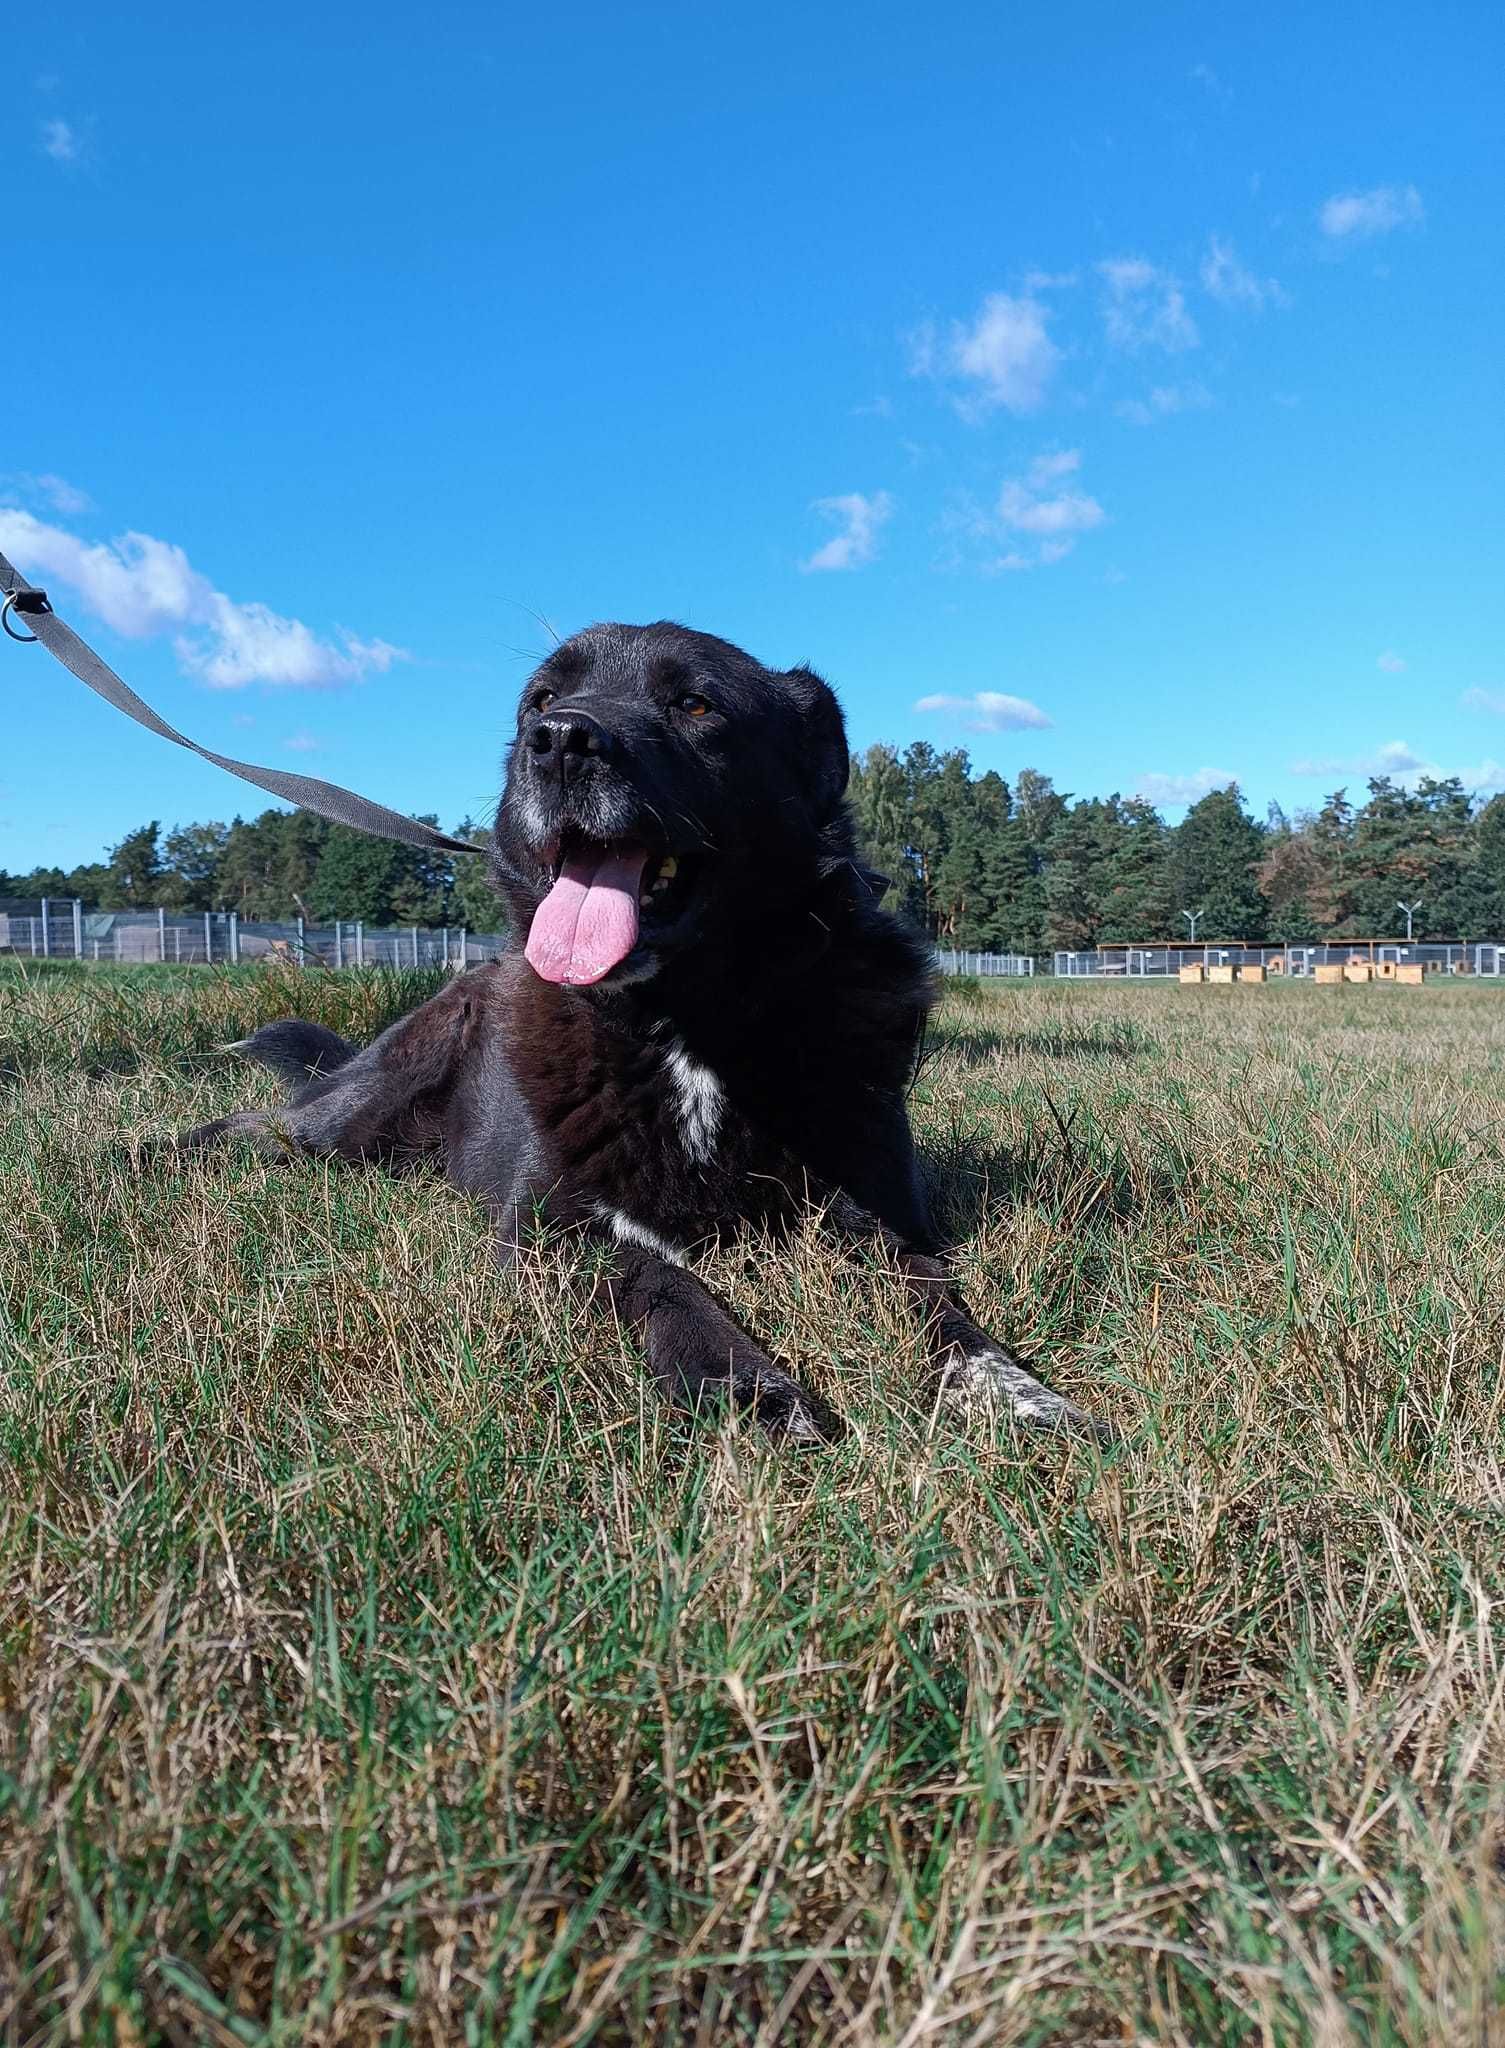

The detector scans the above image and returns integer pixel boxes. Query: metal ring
[1,593,39,643]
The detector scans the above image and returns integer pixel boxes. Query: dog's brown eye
[678,694,710,718]
[535,690,556,713]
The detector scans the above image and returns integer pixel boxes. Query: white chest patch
[662,1038,724,1166]
[595,1205,687,1267]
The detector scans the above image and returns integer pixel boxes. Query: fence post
[296,914,306,963]
[73,899,83,957]
[204,911,212,964]
[334,920,343,969]
[412,926,419,968]
[40,895,50,957]
[158,905,166,961]
[458,925,466,970]
[230,912,240,964]
[355,921,365,969]
[442,926,450,969]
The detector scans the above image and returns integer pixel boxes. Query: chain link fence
[13,901,1491,980]
[1053,941,1503,977]
[0,900,506,969]
[934,949,1035,977]
[1,900,1032,977]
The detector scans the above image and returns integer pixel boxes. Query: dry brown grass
[1,960,1502,2044]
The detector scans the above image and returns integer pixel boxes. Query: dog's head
[492,622,849,988]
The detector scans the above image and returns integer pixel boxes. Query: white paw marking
[942,1347,1094,1431]
[595,1205,687,1266]
[662,1037,724,1166]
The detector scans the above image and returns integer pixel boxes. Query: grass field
[1,959,1502,2045]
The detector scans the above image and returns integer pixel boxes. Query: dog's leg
[826,1194,1112,1443]
[599,1245,838,1444]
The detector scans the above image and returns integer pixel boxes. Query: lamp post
[1397,899,1422,944]
[1182,908,1203,943]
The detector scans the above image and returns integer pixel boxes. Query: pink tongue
[525,846,649,985]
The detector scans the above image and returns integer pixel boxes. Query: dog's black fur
[184,623,1104,1444]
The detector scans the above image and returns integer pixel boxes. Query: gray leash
[0,549,482,859]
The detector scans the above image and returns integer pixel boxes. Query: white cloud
[33,474,92,516]
[1200,234,1288,311]
[1377,650,1407,673]
[39,118,78,163]
[800,490,893,573]
[284,731,321,752]
[1462,687,1505,716]
[953,451,1105,573]
[0,507,409,688]
[1116,382,1214,426]
[1,472,94,516]
[1287,738,1501,789]
[1318,184,1424,240]
[913,291,1060,415]
[1291,739,1428,778]
[915,690,1052,733]
[999,446,1105,544]
[1098,258,1199,352]
[1190,62,1229,100]
[1134,767,1236,806]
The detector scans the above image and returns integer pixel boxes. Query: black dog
[185,623,1105,1444]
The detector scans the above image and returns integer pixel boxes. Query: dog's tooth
[658,855,678,881]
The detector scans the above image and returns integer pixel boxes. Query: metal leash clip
[1,587,52,642]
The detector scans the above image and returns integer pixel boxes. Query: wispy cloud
[39,117,79,163]
[968,450,1105,572]
[2,472,93,517]
[1098,258,1199,352]
[1287,738,1501,791]
[284,731,321,752]
[1200,234,1288,311]
[914,690,1052,734]
[1291,739,1429,778]
[1461,687,1505,716]
[0,506,409,688]
[1134,767,1236,806]
[1318,184,1424,241]
[800,490,893,573]
[1377,650,1407,673]
[1116,382,1214,426]
[911,290,1061,416]
[1190,61,1230,101]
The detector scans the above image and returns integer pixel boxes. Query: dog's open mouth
[524,836,693,986]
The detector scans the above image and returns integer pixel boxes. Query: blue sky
[3,0,1501,870]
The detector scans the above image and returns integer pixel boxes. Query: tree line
[0,812,506,931]
[5,750,1505,949]
[848,746,1505,950]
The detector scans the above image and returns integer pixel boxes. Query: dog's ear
[781,664,849,821]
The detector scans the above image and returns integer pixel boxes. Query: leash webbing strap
[0,549,483,858]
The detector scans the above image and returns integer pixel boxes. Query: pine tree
[1044,799,1117,951]
[310,827,413,924]
[102,823,165,909]
[161,821,230,909]
[1098,797,1172,940]
[1169,785,1267,940]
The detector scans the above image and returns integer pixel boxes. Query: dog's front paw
[939,1347,1115,1446]
[750,1370,844,1447]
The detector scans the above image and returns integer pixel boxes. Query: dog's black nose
[527,710,614,773]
